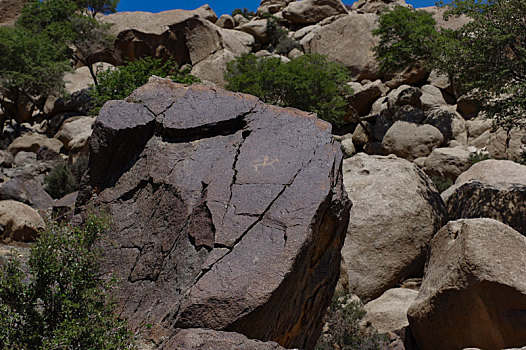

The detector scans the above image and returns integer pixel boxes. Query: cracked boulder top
[77,77,351,349]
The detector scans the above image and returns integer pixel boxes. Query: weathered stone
[0,177,53,211]
[64,63,114,95]
[282,0,348,24]
[424,105,467,145]
[419,84,447,110]
[0,200,44,242]
[257,0,294,14]
[342,153,447,301]
[8,133,63,156]
[162,328,287,349]
[385,62,428,89]
[442,160,526,234]
[352,0,410,14]
[423,147,471,182]
[348,79,387,116]
[95,9,222,66]
[52,191,78,221]
[216,14,235,29]
[77,78,351,349]
[421,6,472,30]
[55,116,95,151]
[340,138,355,157]
[0,0,26,27]
[382,121,444,161]
[364,288,418,334]
[307,13,379,80]
[408,219,526,350]
[292,24,318,40]
[237,19,269,44]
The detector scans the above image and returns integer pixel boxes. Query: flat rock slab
[77,77,351,349]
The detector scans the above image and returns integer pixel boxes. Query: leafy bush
[0,214,135,349]
[44,156,89,199]
[372,5,438,74]
[430,175,453,193]
[468,152,491,165]
[373,1,526,130]
[88,57,200,115]
[225,53,353,127]
[265,14,300,54]
[316,294,388,350]
[231,8,255,19]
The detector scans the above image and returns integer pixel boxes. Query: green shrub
[225,53,353,127]
[265,14,300,54]
[88,56,200,115]
[45,162,77,199]
[44,156,89,199]
[231,8,255,19]
[0,214,135,349]
[430,175,453,193]
[372,5,438,74]
[468,152,491,165]
[316,294,388,350]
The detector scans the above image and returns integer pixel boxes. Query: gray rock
[382,121,444,161]
[77,78,351,349]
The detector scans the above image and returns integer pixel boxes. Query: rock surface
[0,177,53,211]
[364,288,418,334]
[307,13,379,79]
[282,0,348,24]
[382,121,444,161]
[442,160,526,234]
[162,328,287,349]
[408,219,526,350]
[0,0,26,27]
[8,133,63,156]
[77,77,351,349]
[0,200,45,242]
[342,153,447,302]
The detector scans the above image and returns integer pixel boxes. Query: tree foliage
[225,53,353,127]
[372,1,526,129]
[0,214,135,349]
[88,57,200,115]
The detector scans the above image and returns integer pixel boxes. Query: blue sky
[117,0,438,16]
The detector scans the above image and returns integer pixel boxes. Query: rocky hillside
[0,0,525,349]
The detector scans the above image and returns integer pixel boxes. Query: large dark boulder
[77,77,351,349]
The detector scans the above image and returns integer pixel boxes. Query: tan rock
[0,0,26,27]
[385,61,428,89]
[352,0,410,14]
[282,0,348,24]
[216,14,235,29]
[307,13,379,80]
[420,84,447,110]
[423,147,471,181]
[237,19,269,44]
[0,200,45,242]
[54,116,95,150]
[408,219,526,350]
[442,159,526,234]
[364,288,418,333]
[191,50,236,87]
[424,105,467,145]
[421,6,471,30]
[63,63,114,94]
[342,153,447,301]
[8,133,63,156]
[349,79,387,116]
[382,121,444,161]
[233,13,249,26]
[257,0,294,14]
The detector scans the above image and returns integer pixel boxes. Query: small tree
[373,1,526,130]
[225,53,353,127]
[372,5,438,74]
[0,214,135,349]
[0,26,71,133]
[88,57,200,115]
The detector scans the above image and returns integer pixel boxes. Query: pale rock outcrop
[382,121,444,161]
[8,133,63,156]
[342,153,447,301]
[424,105,467,145]
[420,84,447,110]
[307,13,379,80]
[0,200,45,242]
[76,78,351,349]
[163,329,287,350]
[408,219,526,350]
[237,19,269,44]
[364,288,418,334]
[54,116,95,152]
[442,160,526,234]
[421,6,472,30]
[64,63,114,94]
[352,0,410,14]
[216,14,235,29]
[422,147,472,182]
[282,0,348,24]
[257,0,295,14]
